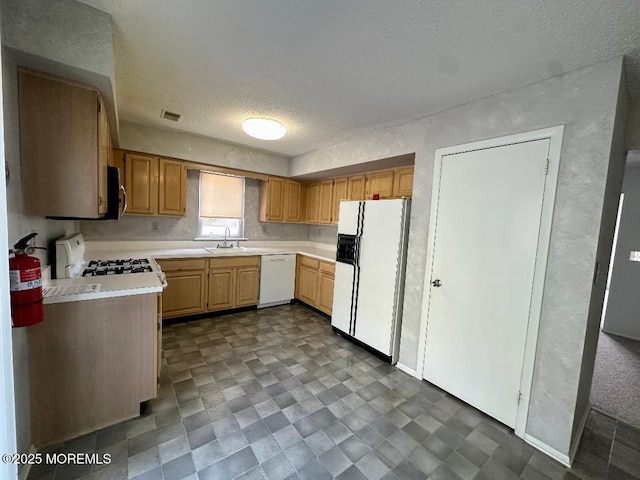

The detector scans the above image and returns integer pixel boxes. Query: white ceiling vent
[161,109,181,122]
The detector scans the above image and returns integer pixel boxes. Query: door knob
[431,279,442,287]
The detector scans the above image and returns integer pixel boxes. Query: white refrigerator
[331,198,411,364]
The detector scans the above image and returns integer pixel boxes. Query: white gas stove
[55,233,162,280]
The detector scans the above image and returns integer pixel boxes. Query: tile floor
[29,303,640,480]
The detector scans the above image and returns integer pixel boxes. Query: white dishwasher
[258,254,296,308]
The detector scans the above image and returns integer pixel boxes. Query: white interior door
[423,138,550,428]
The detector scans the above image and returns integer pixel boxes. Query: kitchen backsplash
[80,173,311,242]
[308,224,338,245]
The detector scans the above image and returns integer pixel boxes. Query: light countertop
[43,241,336,304]
[42,272,164,304]
[84,240,336,263]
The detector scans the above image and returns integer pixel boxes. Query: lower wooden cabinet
[158,254,336,319]
[29,294,158,448]
[158,256,260,317]
[208,256,260,311]
[297,256,320,305]
[156,259,207,318]
[236,266,260,306]
[207,267,235,311]
[317,263,335,315]
[295,255,335,315]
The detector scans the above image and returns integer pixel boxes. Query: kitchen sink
[204,246,262,254]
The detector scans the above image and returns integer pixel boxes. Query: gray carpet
[590,331,640,429]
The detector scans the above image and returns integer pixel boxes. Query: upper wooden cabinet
[393,166,414,197]
[348,175,366,201]
[365,170,395,199]
[158,158,187,215]
[18,68,110,218]
[259,177,285,221]
[125,153,158,215]
[332,177,349,225]
[97,96,111,216]
[318,180,334,224]
[124,153,187,216]
[259,177,304,223]
[305,182,321,224]
[283,179,303,222]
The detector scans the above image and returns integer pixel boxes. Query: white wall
[0,0,119,139]
[602,150,640,340]
[2,47,76,464]
[0,20,17,479]
[0,0,110,460]
[291,57,624,457]
[119,122,290,177]
[627,101,640,150]
[572,67,630,447]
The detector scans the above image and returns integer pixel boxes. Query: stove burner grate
[82,258,153,277]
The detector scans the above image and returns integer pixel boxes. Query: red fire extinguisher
[9,232,44,327]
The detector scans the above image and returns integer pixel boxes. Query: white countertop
[43,272,164,304]
[43,241,336,304]
[84,240,336,263]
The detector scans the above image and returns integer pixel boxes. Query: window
[199,172,245,238]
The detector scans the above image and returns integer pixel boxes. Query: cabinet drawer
[209,256,260,269]
[298,255,320,269]
[319,261,335,275]
[156,258,206,272]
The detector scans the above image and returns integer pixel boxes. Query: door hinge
[97,100,102,113]
[517,391,523,404]
[544,158,549,176]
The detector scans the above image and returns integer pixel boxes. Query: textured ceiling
[76,0,640,157]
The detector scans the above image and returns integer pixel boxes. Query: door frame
[416,126,564,438]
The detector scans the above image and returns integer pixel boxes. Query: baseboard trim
[569,405,591,465]
[395,362,418,378]
[18,445,38,480]
[600,328,640,342]
[524,434,571,467]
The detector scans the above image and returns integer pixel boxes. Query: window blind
[200,172,244,218]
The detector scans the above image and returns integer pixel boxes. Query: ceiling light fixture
[242,117,286,140]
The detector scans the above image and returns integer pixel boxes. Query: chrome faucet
[217,226,234,248]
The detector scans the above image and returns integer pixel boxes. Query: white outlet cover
[629,251,640,262]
